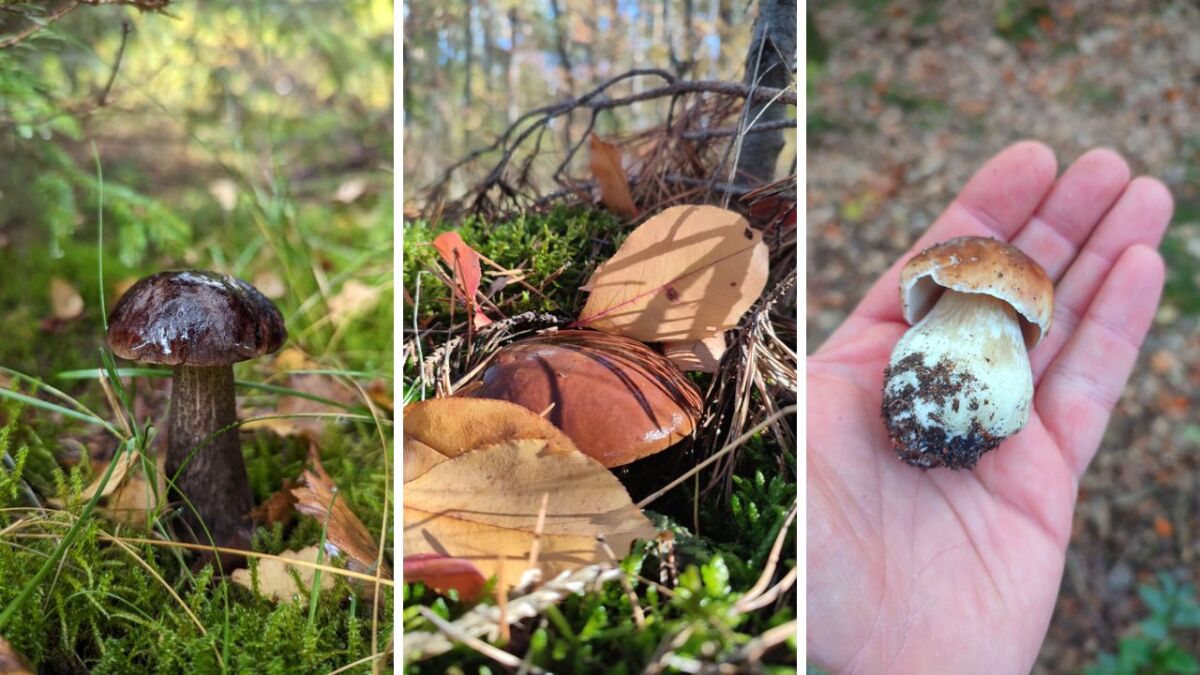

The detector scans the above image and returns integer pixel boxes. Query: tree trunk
[506,7,520,124]
[733,0,796,186]
[463,0,474,106]
[548,0,575,95]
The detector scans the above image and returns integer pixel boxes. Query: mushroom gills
[881,289,1033,469]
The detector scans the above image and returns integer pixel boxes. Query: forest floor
[808,2,1200,671]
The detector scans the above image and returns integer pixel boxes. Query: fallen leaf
[242,374,359,440]
[663,333,726,373]
[251,478,298,527]
[230,546,335,601]
[208,178,238,212]
[1153,514,1174,539]
[431,232,492,328]
[588,134,637,218]
[365,378,393,412]
[292,447,391,579]
[253,270,286,299]
[50,449,165,527]
[273,346,318,372]
[328,280,382,326]
[50,277,84,320]
[576,205,769,341]
[403,398,655,592]
[0,635,33,675]
[333,177,368,204]
[403,554,487,602]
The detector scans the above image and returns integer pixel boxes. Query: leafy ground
[401,207,798,672]
[809,1,1200,671]
[0,1,394,672]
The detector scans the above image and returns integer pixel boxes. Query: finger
[1036,244,1165,477]
[1031,177,1174,379]
[1009,148,1131,281]
[823,141,1057,348]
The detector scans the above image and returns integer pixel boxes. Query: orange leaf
[431,232,492,327]
[403,554,487,602]
[588,134,637,218]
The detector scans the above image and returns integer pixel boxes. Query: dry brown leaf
[365,378,393,412]
[663,333,727,373]
[253,270,286,300]
[0,635,33,675]
[50,449,165,527]
[403,398,655,591]
[292,448,391,579]
[50,277,84,320]
[251,478,299,527]
[576,205,769,342]
[208,178,238,212]
[242,374,358,440]
[272,346,318,372]
[333,177,368,204]
[588,134,638,218]
[230,546,335,601]
[328,280,382,326]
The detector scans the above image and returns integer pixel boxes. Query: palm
[806,143,1173,674]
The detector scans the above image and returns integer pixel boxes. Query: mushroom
[881,237,1053,470]
[106,270,286,547]
[456,330,702,467]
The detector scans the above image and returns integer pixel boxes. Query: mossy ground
[0,191,394,674]
[401,207,798,673]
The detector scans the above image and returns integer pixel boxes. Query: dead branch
[0,0,168,50]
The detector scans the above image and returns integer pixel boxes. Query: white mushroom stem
[882,289,1033,469]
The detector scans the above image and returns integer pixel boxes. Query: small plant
[1084,572,1200,675]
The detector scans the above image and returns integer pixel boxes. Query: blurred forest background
[808,1,1200,672]
[1,0,393,375]
[403,0,782,204]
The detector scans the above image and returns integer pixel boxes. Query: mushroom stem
[882,290,1033,469]
[167,365,254,548]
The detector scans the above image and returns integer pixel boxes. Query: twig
[97,20,132,105]
[637,406,797,509]
[725,619,798,665]
[416,607,544,673]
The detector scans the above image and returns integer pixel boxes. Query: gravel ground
[808,1,1200,671]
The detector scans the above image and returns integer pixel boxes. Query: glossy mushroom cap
[900,236,1054,349]
[107,270,287,366]
[457,330,702,467]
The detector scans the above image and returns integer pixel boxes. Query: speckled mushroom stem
[167,365,254,549]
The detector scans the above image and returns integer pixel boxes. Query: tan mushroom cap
[900,236,1054,349]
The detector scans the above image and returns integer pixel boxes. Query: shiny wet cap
[107,270,286,366]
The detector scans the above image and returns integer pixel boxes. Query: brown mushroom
[107,270,286,548]
[456,330,702,467]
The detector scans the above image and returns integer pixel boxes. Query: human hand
[806,142,1174,674]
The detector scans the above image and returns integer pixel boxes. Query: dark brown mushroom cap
[106,270,287,366]
[456,330,702,468]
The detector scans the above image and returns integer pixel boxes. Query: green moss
[403,206,626,325]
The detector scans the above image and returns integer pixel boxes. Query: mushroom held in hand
[456,330,702,467]
[107,270,286,547]
[881,237,1053,470]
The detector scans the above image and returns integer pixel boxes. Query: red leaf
[403,553,487,602]
[432,232,492,327]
